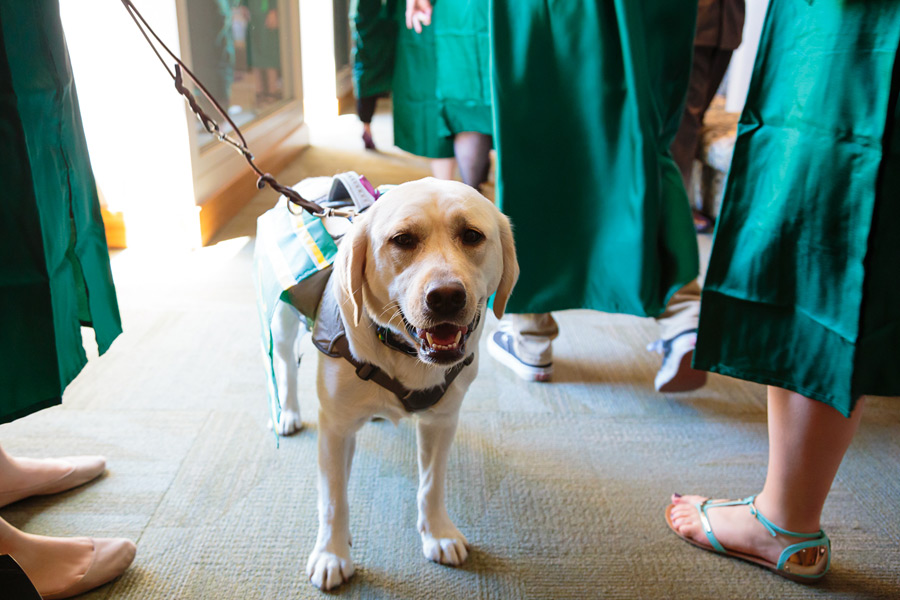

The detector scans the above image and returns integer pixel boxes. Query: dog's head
[337,177,518,366]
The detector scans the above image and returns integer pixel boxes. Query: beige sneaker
[487,330,552,382]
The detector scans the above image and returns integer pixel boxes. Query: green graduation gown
[694,0,900,416]
[351,0,397,99]
[0,0,122,424]
[490,0,700,317]
[393,0,492,158]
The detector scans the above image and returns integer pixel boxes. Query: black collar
[375,325,419,357]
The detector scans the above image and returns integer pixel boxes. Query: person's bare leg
[431,157,456,180]
[669,386,864,564]
[453,131,492,190]
[754,387,864,532]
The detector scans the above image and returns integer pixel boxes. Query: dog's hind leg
[270,300,304,435]
[416,412,469,566]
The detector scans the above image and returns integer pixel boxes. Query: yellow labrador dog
[275,178,518,590]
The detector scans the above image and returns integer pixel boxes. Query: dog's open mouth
[419,322,467,352]
[403,315,479,365]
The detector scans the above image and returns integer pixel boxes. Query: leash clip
[314,207,359,220]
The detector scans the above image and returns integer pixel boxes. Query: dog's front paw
[269,408,303,436]
[306,548,354,590]
[421,528,469,566]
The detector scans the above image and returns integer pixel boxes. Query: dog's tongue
[418,323,467,346]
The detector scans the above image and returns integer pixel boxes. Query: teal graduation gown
[0,0,122,424]
[491,0,700,317]
[393,0,492,158]
[351,0,397,99]
[694,0,900,416]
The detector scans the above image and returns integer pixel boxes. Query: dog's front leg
[307,413,356,590]
[270,300,303,435]
[416,412,469,566]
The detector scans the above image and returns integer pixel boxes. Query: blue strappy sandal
[665,495,831,582]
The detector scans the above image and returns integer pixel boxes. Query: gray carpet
[2,124,899,599]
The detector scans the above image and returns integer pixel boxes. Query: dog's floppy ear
[343,219,369,327]
[492,214,519,319]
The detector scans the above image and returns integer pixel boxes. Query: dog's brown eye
[461,228,484,245]
[392,233,416,248]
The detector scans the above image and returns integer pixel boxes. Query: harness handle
[119,0,346,218]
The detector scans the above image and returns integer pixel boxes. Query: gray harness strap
[312,279,474,413]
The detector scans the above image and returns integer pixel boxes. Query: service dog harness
[312,278,475,413]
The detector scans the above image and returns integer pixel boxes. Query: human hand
[406,0,432,33]
[265,8,277,29]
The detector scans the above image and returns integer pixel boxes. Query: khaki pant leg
[655,279,701,341]
[502,313,559,366]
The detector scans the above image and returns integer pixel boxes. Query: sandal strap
[746,496,831,572]
[695,498,746,553]
[695,495,828,557]
[745,495,826,539]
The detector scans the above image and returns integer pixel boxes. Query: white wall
[726,0,771,114]
[299,0,338,124]
[60,0,200,251]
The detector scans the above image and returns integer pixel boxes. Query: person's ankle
[753,492,822,537]
[0,515,27,553]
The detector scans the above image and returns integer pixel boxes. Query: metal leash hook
[119,0,357,220]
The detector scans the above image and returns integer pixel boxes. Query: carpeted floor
[2,112,898,600]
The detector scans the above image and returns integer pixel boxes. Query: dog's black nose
[425,282,467,316]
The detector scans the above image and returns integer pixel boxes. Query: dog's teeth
[454,331,462,344]
[426,332,434,347]
[431,342,458,351]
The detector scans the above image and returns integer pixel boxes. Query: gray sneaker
[648,328,707,392]
[487,330,552,382]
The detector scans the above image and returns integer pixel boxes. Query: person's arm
[406,0,433,33]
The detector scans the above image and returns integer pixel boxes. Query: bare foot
[668,494,799,566]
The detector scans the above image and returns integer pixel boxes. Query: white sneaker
[487,330,552,382]
[648,329,707,392]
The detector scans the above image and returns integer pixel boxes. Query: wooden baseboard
[198,125,308,246]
